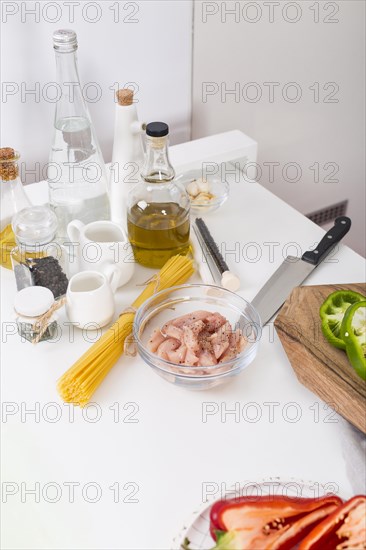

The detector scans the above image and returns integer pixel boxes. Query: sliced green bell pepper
[340,300,366,380]
[319,290,365,350]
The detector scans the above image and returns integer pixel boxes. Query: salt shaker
[14,286,59,343]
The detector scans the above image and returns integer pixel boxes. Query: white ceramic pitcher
[67,220,134,288]
[66,269,118,329]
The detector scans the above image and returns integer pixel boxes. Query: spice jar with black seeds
[11,206,69,298]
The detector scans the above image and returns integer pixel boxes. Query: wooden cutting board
[274,283,366,433]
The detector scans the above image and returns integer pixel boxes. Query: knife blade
[251,216,351,325]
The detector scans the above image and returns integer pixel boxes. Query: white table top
[1,132,365,550]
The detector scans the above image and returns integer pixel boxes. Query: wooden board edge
[276,326,366,434]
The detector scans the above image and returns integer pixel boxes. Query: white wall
[1,0,193,181]
[2,1,365,256]
[192,0,365,256]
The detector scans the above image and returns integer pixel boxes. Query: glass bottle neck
[141,136,175,184]
[55,48,80,83]
[1,173,22,190]
[1,173,31,231]
[54,49,88,120]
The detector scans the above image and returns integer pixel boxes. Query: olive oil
[127,122,191,268]
[128,202,190,268]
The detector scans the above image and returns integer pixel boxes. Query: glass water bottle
[48,29,110,241]
[127,122,190,268]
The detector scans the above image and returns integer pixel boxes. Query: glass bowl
[133,284,261,390]
[176,169,230,214]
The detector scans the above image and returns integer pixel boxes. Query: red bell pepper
[209,495,343,550]
[298,495,366,550]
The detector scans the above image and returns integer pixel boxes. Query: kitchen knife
[251,216,351,326]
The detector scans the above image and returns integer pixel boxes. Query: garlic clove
[193,192,214,204]
[187,180,199,197]
[197,178,210,193]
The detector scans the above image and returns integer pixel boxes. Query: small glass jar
[14,286,59,343]
[127,122,190,268]
[11,206,69,298]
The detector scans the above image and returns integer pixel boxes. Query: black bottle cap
[146,122,169,137]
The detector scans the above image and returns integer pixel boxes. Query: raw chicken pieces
[147,310,247,367]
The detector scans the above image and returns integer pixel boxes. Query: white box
[170,130,257,175]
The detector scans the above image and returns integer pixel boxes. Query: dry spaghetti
[57,255,194,406]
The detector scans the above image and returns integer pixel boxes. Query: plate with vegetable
[173,479,365,550]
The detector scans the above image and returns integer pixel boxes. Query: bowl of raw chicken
[134,284,261,389]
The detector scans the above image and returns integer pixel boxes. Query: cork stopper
[0,147,19,181]
[116,89,134,106]
[0,147,16,161]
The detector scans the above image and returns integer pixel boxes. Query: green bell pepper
[340,300,366,380]
[319,290,365,350]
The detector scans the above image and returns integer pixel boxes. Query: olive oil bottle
[127,122,190,268]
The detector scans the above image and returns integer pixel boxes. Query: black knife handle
[302,216,351,265]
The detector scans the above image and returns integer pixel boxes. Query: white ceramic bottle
[110,89,145,229]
